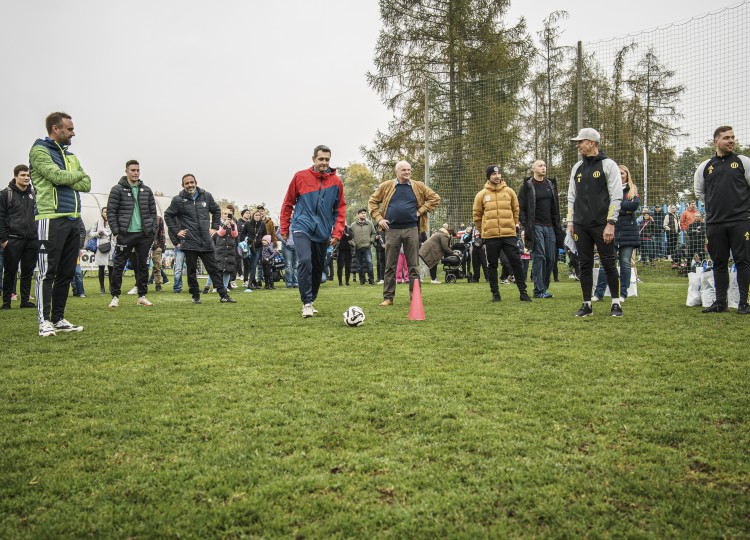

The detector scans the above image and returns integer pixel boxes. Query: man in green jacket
[350,208,376,285]
[31,112,91,337]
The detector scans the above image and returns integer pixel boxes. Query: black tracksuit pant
[707,221,750,305]
[184,250,227,298]
[35,218,80,324]
[575,223,619,303]
[2,237,37,304]
[484,237,527,296]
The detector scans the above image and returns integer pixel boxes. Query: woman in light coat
[90,207,113,293]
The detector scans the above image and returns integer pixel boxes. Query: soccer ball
[343,306,366,327]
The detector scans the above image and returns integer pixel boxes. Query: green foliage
[339,163,380,223]
[365,0,533,225]
[1,275,750,537]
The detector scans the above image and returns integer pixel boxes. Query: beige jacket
[368,179,440,233]
[472,180,519,239]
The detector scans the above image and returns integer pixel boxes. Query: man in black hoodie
[0,165,38,309]
[567,128,623,318]
[107,160,157,308]
[518,159,563,299]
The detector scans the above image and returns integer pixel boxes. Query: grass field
[1,267,749,538]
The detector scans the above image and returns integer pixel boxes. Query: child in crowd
[261,235,276,289]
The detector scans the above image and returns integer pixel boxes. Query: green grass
[1,268,749,538]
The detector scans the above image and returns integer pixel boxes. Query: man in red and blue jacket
[280,145,346,318]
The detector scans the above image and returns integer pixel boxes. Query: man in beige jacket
[369,161,440,305]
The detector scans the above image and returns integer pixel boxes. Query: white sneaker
[137,296,153,306]
[431,279,440,284]
[39,320,56,337]
[619,297,625,303]
[591,296,601,303]
[54,319,83,332]
[127,286,138,295]
[109,296,120,308]
[302,303,314,318]
[377,280,384,284]
[311,304,318,314]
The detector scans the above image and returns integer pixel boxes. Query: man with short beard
[163,174,237,305]
[31,112,91,337]
[695,126,750,314]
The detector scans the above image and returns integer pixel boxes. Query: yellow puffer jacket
[472,180,519,239]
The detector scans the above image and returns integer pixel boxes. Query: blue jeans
[594,246,634,299]
[249,249,262,285]
[205,273,231,289]
[532,225,556,295]
[355,247,373,284]
[173,247,186,292]
[282,245,298,286]
[294,232,327,304]
[72,264,84,295]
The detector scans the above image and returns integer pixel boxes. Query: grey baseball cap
[570,128,601,142]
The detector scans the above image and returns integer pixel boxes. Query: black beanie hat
[486,165,500,179]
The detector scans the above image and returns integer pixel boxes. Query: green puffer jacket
[29,138,91,220]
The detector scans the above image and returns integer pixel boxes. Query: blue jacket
[614,184,641,248]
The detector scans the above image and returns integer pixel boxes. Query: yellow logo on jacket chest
[593,171,601,178]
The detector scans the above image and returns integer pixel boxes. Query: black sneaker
[491,293,501,302]
[192,295,201,304]
[574,303,593,317]
[155,284,162,292]
[220,295,237,303]
[20,301,36,308]
[610,303,623,317]
[1,303,10,310]
[737,303,750,315]
[702,300,728,313]
[519,292,532,302]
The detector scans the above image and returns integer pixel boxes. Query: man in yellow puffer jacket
[473,165,531,303]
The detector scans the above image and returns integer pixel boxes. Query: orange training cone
[409,279,425,320]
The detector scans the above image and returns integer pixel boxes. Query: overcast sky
[0,0,730,211]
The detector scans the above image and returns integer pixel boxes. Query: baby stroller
[442,242,468,283]
[272,252,286,282]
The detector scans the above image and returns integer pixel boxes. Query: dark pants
[375,248,385,281]
[575,224,618,303]
[355,247,374,284]
[337,249,352,284]
[110,231,152,297]
[707,221,750,305]
[294,232,327,305]
[3,237,37,304]
[532,225,556,295]
[429,265,438,280]
[383,227,420,301]
[242,257,251,283]
[35,218,79,324]
[485,237,527,296]
[471,244,488,281]
[667,231,679,263]
[184,250,227,298]
[261,260,273,285]
[98,265,112,291]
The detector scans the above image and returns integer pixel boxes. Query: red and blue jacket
[280,167,346,243]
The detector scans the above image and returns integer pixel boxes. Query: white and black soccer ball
[343,306,366,327]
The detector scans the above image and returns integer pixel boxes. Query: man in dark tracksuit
[0,165,38,309]
[163,174,236,304]
[694,126,750,314]
[567,128,623,318]
[107,160,157,308]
